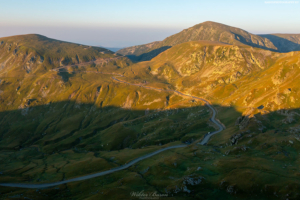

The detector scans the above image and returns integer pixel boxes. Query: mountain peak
[200,21,224,25]
[1,33,48,41]
[192,21,239,31]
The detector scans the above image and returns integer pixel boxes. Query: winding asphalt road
[0,145,186,189]
[0,73,224,189]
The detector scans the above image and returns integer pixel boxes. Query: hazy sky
[0,0,299,47]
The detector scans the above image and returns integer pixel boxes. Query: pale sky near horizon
[0,0,299,47]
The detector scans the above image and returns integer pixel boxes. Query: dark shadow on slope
[232,33,280,52]
[0,101,238,153]
[126,46,171,62]
[57,68,75,82]
[0,99,299,153]
[259,34,300,52]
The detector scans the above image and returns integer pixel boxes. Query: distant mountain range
[97,46,123,52]
[117,21,300,61]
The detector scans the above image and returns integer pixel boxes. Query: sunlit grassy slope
[126,41,300,113]
[0,34,118,78]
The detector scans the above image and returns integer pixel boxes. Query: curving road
[0,72,224,189]
[0,145,186,189]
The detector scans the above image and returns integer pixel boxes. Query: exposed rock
[172,185,181,194]
[140,167,149,174]
[220,180,226,186]
[170,175,204,194]
[183,176,203,186]
[182,185,191,193]
[274,93,284,105]
[290,96,295,103]
[289,126,300,133]
[284,88,292,94]
[24,99,36,107]
[272,67,286,85]
[226,185,237,194]
[229,133,242,145]
[225,150,231,155]
[20,107,29,116]
[235,115,250,129]
[278,110,298,124]
[253,118,267,132]
[143,98,162,106]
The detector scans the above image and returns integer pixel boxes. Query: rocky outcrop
[226,185,237,194]
[183,175,203,186]
[168,175,204,194]
[273,93,285,105]
[229,133,242,145]
[116,41,160,56]
[140,167,150,174]
[283,88,292,94]
[235,115,250,130]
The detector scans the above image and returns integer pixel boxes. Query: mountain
[1,29,300,200]
[259,33,300,52]
[128,40,300,111]
[105,47,122,52]
[116,41,161,60]
[0,34,132,111]
[117,21,300,61]
[0,34,118,77]
[98,46,124,52]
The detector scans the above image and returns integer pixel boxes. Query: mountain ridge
[117,21,300,61]
[0,34,125,77]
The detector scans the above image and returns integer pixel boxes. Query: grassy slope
[0,34,113,60]
[0,34,116,78]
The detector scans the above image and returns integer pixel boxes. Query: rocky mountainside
[116,41,160,56]
[259,34,300,52]
[117,21,300,61]
[128,39,300,112]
